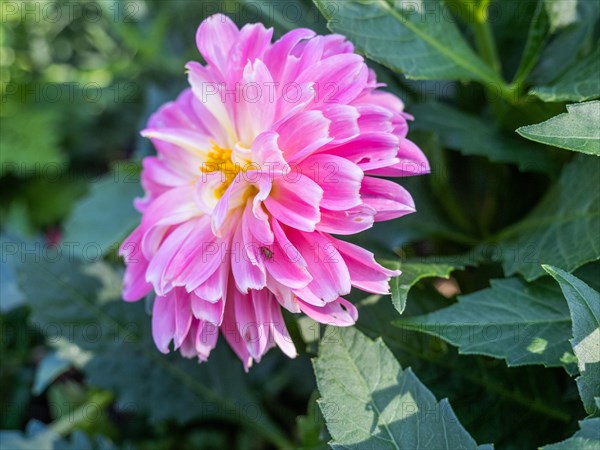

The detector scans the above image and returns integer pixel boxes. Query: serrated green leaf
[411,102,560,173]
[543,265,600,416]
[517,102,600,155]
[395,277,576,371]
[16,258,287,444]
[63,166,143,255]
[530,47,600,102]
[541,417,600,449]
[313,327,491,449]
[382,259,464,314]
[357,292,576,441]
[313,0,499,83]
[494,156,600,280]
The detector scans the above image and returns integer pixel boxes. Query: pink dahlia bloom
[120,14,429,370]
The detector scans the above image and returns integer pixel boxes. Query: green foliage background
[1,0,598,449]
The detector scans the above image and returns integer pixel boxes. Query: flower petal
[264,28,316,83]
[360,176,416,221]
[316,205,376,235]
[141,128,211,158]
[264,175,323,231]
[267,298,297,358]
[235,60,276,147]
[263,219,312,289]
[366,138,430,177]
[146,220,198,295]
[231,224,267,293]
[152,293,176,353]
[275,110,332,163]
[288,230,351,305]
[119,226,152,302]
[186,61,236,144]
[329,236,400,295]
[195,14,239,77]
[296,54,368,106]
[300,154,363,211]
[298,297,358,327]
[191,294,225,325]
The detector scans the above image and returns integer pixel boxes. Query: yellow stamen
[200,141,241,199]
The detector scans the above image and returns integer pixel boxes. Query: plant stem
[48,391,113,436]
[472,4,502,75]
[471,2,519,115]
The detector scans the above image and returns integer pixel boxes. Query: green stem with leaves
[471,1,519,119]
[472,1,502,75]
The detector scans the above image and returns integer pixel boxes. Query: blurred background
[1,0,597,449]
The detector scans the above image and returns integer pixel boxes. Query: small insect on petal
[261,247,274,260]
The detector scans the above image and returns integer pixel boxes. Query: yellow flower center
[201,142,242,199]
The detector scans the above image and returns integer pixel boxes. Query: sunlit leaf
[517,102,600,155]
[544,265,600,416]
[395,277,576,371]
[314,326,491,449]
[382,259,464,314]
[313,0,499,82]
[541,417,600,449]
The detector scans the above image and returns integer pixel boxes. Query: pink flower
[120,14,429,370]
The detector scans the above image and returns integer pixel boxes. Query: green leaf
[313,326,491,449]
[382,259,464,314]
[512,0,550,87]
[517,102,600,155]
[395,277,576,371]
[531,1,600,85]
[541,417,600,449]
[295,391,329,450]
[0,104,65,177]
[16,258,289,446]
[357,292,577,440]
[411,102,560,173]
[494,156,600,280]
[32,339,91,396]
[543,266,600,416]
[313,0,499,83]
[32,353,72,396]
[530,47,600,102]
[63,165,143,255]
[239,0,329,35]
